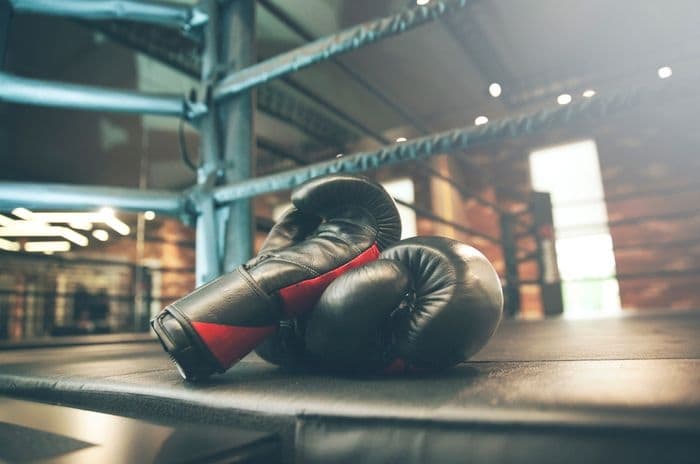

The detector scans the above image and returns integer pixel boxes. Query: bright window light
[557,94,572,105]
[488,82,502,97]
[474,115,489,126]
[530,140,621,316]
[582,89,596,98]
[382,178,417,239]
[657,66,672,79]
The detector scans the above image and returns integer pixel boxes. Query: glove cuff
[151,266,281,380]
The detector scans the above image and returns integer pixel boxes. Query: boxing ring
[1,310,699,462]
[0,0,671,292]
[1,1,699,462]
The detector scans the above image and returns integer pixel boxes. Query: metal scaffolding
[0,72,204,117]
[0,0,661,307]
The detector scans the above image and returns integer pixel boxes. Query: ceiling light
[557,94,572,105]
[582,89,596,98]
[69,221,93,231]
[24,241,71,253]
[12,207,33,220]
[1,208,130,241]
[657,66,672,79]
[58,227,89,246]
[103,217,130,236]
[144,211,156,221]
[97,208,130,235]
[416,0,430,5]
[92,229,109,241]
[335,153,343,158]
[396,137,407,142]
[0,214,14,226]
[474,116,489,126]
[0,222,88,246]
[488,83,502,98]
[0,238,20,252]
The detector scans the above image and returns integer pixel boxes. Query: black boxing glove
[258,236,503,373]
[151,175,401,380]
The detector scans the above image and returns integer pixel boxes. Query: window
[529,140,621,317]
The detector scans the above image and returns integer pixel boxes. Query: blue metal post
[220,0,255,272]
[0,72,203,118]
[0,182,183,214]
[213,0,470,101]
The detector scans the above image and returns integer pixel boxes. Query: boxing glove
[151,175,401,380]
[257,236,503,373]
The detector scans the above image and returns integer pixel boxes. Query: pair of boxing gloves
[151,175,503,380]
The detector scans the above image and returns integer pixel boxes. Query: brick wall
[597,107,700,311]
[471,99,700,315]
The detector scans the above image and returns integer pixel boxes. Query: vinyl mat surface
[1,310,699,463]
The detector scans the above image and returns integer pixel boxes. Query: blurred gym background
[1,0,698,342]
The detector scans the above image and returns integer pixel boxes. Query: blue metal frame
[0,182,183,214]
[0,0,658,291]
[213,0,470,101]
[211,87,648,205]
[0,72,204,118]
[219,0,255,272]
[9,0,207,32]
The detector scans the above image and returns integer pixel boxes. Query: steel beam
[257,137,307,166]
[214,0,470,101]
[259,83,356,147]
[279,78,501,210]
[258,1,496,207]
[212,85,646,204]
[9,0,207,32]
[0,182,183,215]
[0,71,204,118]
[82,22,357,148]
[220,0,255,271]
